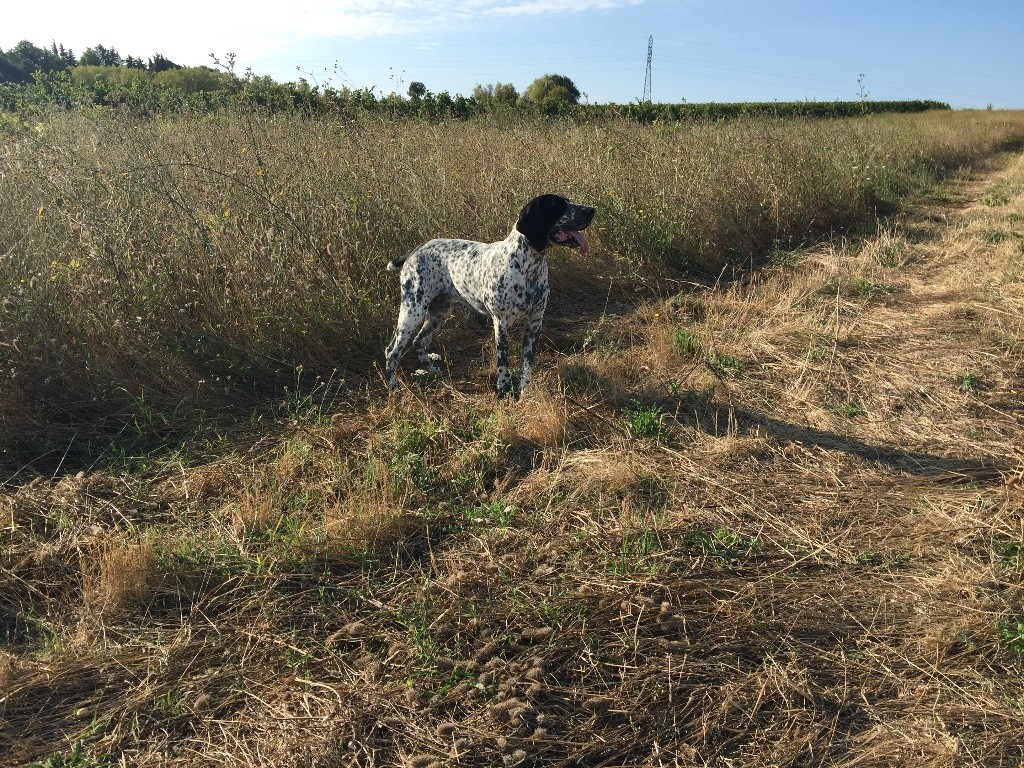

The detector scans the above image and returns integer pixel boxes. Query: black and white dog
[384,194,595,397]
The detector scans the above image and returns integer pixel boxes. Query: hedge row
[0,70,951,122]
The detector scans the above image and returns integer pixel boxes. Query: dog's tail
[386,254,409,272]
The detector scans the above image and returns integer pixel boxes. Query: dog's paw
[495,384,520,400]
[415,353,443,376]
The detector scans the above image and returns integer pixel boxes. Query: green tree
[148,53,180,72]
[49,42,76,67]
[493,82,519,105]
[523,73,580,111]
[153,66,232,94]
[80,45,122,67]
[7,40,66,76]
[407,81,426,98]
[472,81,519,106]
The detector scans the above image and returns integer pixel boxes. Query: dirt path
[673,153,1024,476]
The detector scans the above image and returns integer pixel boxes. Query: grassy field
[2,109,1024,461]
[2,109,1024,766]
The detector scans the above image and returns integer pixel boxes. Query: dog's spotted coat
[385,194,595,397]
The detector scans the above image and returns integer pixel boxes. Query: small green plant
[876,242,905,268]
[560,363,611,396]
[621,401,667,439]
[981,192,1010,207]
[982,230,1012,243]
[994,541,1024,571]
[804,340,830,362]
[855,279,896,301]
[284,366,342,425]
[687,528,759,564]
[673,329,702,358]
[768,242,802,267]
[835,401,865,418]
[705,352,745,379]
[997,618,1024,656]
[463,501,515,526]
[609,528,659,575]
[29,743,109,768]
[958,372,981,392]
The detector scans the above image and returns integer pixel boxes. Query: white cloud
[490,0,645,16]
[3,0,648,66]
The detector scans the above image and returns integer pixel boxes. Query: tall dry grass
[1,129,1023,768]
[1,109,1023,460]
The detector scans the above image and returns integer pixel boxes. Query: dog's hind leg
[412,294,454,374]
[385,302,428,388]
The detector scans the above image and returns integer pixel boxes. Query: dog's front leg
[492,317,515,398]
[519,315,544,395]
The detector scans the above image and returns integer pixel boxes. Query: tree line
[0,38,950,121]
[0,40,185,82]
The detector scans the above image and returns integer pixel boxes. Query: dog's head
[515,194,595,255]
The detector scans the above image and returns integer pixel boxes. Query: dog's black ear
[515,194,568,252]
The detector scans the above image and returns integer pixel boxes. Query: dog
[384,194,595,397]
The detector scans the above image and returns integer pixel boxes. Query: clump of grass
[82,539,161,618]
[705,352,745,379]
[686,528,759,564]
[958,372,981,392]
[673,329,702,358]
[28,742,109,768]
[996,618,1024,655]
[621,401,667,439]
[834,401,866,418]
[982,190,1012,206]
[855,279,897,300]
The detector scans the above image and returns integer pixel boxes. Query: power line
[660,37,1024,84]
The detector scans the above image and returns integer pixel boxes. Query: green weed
[981,192,1010,207]
[560,363,612,396]
[687,528,759,564]
[28,743,109,768]
[997,618,1024,656]
[876,241,905,268]
[834,401,865,418]
[705,352,746,379]
[608,528,660,575]
[621,402,668,439]
[673,329,702,358]
[994,541,1024,571]
[958,372,981,392]
[855,279,897,300]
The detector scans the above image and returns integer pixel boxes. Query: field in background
[1,108,1024,766]
[2,109,1024,464]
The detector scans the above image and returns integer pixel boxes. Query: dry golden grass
[2,122,1024,767]
[82,539,160,618]
[2,109,1024,460]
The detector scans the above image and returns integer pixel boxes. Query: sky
[3,0,1023,108]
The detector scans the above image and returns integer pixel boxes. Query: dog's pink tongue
[571,230,589,255]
